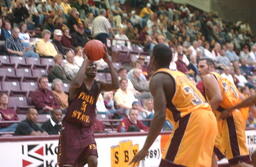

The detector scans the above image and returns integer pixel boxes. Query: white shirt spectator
[221,73,235,85]
[92,15,112,37]
[19,32,30,44]
[63,61,80,79]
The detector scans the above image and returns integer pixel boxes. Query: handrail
[0,131,172,142]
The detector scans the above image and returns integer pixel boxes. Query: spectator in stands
[60,0,72,15]
[140,3,153,18]
[117,109,148,132]
[113,28,131,48]
[30,76,60,113]
[48,54,72,83]
[216,49,232,67]
[52,78,68,110]
[61,27,74,49]
[240,57,254,76]
[67,8,79,33]
[92,9,113,44]
[63,49,80,79]
[35,29,58,57]
[52,29,69,55]
[1,20,12,40]
[234,68,248,87]
[129,68,149,92]
[175,50,189,74]
[74,46,84,67]
[118,68,137,94]
[14,108,48,136]
[240,44,255,65]
[225,42,239,63]
[41,109,62,135]
[114,78,136,112]
[5,27,39,57]
[71,21,89,47]
[12,1,29,25]
[0,93,18,132]
[250,44,256,62]
[19,23,30,45]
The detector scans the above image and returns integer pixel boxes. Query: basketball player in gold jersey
[223,94,256,167]
[130,44,218,167]
[198,58,251,167]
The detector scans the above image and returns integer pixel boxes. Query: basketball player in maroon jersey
[58,50,119,167]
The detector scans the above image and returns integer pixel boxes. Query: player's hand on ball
[129,148,148,167]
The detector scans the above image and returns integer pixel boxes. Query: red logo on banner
[35,147,44,156]
[22,159,32,167]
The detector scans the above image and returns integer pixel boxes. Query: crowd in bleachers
[0,0,256,136]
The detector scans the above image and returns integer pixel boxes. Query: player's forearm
[228,95,256,111]
[142,112,165,150]
[71,59,89,88]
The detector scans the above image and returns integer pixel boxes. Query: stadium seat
[3,76,22,82]
[40,57,54,67]
[9,90,27,97]
[0,64,16,77]
[25,57,40,66]
[32,68,47,77]
[9,56,26,67]
[20,81,38,93]
[15,66,32,78]
[8,96,28,110]
[2,80,21,92]
[0,55,10,64]
[22,76,38,82]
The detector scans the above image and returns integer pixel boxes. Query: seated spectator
[74,46,84,67]
[5,27,39,57]
[176,52,189,74]
[234,68,248,87]
[61,27,74,49]
[15,108,48,136]
[71,21,89,47]
[117,109,148,132]
[41,109,62,135]
[129,68,149,92]
[225,42,239,63]
[12,1,29,25]
[114,79,136,111]
[240,44,255,65]
[19,23,30,45]
[52,78,68,110]
[30,76,60,113]
[113,28,131,49]
[63,49,80,79]
[48,54,72,83]
[0,93,18,132]
[35,29,58,57]
[1,20,12,40]
[131,101,148,120]
[52,29,69,55]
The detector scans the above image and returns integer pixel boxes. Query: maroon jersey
[64,81,101,127]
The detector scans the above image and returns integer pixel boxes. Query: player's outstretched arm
[130,73,168,166]
[99,49,119,91]
[202,74,223,111]
[221,94,256,119]
[69,56,91,99]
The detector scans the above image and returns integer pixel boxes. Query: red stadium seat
[32,69,47,77]
[8,96,28,109]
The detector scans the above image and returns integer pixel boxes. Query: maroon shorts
[57,122,98,167]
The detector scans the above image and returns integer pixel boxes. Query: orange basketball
[84,40,106,61]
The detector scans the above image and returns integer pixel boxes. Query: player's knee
[87,156,98,167]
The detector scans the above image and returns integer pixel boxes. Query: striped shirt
[5,36,24,52]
